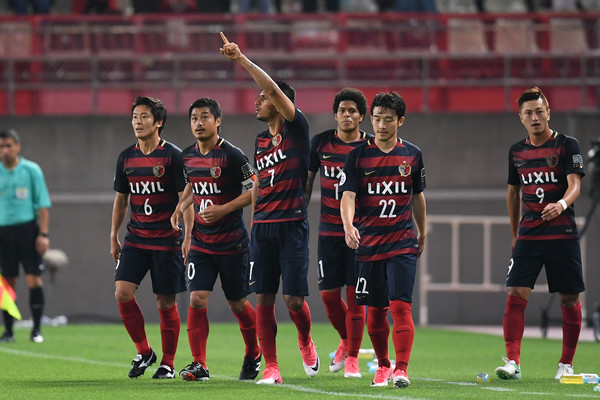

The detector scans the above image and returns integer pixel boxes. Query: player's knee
[285,296,304,312]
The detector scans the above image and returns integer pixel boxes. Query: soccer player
[170,98,261,382]
[340,91,427,389]
[305,88,370,378]
[110,96,192,379]
[220,32,319,385]
[495,87,586,381]
[0,129,51,344]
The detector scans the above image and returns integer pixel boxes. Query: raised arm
[220,32,296,122]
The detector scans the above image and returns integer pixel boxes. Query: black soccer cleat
[152,365,175,379]
[238,352,261,380]
[0,332,15,343]
[179,362,210,381]
[128,348,157,378]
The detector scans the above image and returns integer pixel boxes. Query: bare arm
[181,189,194,264]
[541,173,581,221]
[110,192,129,263]
[340,191,360,249]
[171,183,194,230]
[305,170,316,204]
[200,190,252,224]
[506,184,521,252]
[411,191,427,257]
[250,177,258,227]
[220,32,296,122]
[36,207,50,255]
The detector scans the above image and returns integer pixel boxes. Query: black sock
[2,310,14,336]
[29,287,44,332]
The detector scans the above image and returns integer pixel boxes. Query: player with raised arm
[171,98,261,382]
[305,88,370,378]
[495,87,586,381]
[340,92,426,389]
[110,96,192,379]
[220,32,319,385]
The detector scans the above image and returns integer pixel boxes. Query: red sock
[118,299,150,355]
[321,290,348,343]
[560,301,582,365]
[367,306,390,368]
[288,301,312,347]
[187,306,208,366]
[159,304,180,368]
[346,286,365,358]
[256,304,278,369]
[503,295,527,364]
[390,300,414,372]
[233,301,260,359]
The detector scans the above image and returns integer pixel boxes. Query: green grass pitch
[0,322,598,400]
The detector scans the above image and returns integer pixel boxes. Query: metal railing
[418,215,587,326]
[1,12,599,114]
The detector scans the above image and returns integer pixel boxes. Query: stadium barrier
[418,215,588,326]
[0,12,599,115]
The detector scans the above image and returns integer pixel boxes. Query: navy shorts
[355,253,417,307]
[187,249,249,301]
[507,239,585,294]
[317,235,357,291]
[0,221,44,278]
[249,219,309,296]
[115,245,186,295]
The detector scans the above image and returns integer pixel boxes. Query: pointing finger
[220,32,229,44]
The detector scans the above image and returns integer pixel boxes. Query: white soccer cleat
[554,362,573,380]
[495,356,521,380]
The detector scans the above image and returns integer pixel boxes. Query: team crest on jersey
[153,164,165,178]
[210,165,222,179]
[546,154,558,167]
[399,162,411,177]
[272,133,282,147]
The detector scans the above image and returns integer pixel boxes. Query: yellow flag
[0,274,22,320]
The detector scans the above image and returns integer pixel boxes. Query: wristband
[558,199,567,211]
[39,232,49,238]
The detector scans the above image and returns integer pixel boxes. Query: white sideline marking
[2,347,598,399]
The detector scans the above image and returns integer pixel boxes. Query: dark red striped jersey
[309,129,372,236]
[340,138,426,262]
[182,137,255,255]
[253,108,310,223]
[507,130,585,240]
[113,139,186,251]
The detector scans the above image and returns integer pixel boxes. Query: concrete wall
[4,110,600,328]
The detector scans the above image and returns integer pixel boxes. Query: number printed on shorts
[188,262,196,280]
[318,259,324,280]
[507,258,514,276]
[355,277,369,295]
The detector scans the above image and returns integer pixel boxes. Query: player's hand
[110,238,121,263]
[200,204,228,224]
[219,32,242,61]
[344,225,360,250]
[541,202,563,221]
[170,209,183,231]
[36,235,49,256]
[182,236,190,265]
[416,234,426,258]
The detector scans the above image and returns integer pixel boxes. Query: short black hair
[131,96,167,134]
[188,98,222,120]
[333,88,368,117]
[275,80,295,104]
[0,129,20,143]
[517,86,549,110]
[370,91,406,118]
[189,98,222,133]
